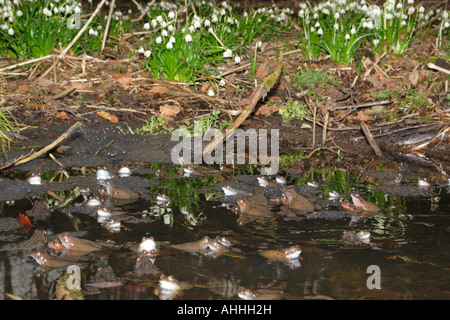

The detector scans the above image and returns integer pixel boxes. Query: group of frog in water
[1,162,436,300]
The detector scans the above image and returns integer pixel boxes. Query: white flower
[168,11,175,19]
[156,15,163,22]
[16,10,22,17]
[310,27,315,33]
[223,48,232,58]
[317,28,323,35]
[161,29,168,37]
[408,7,415,15]
[166,41,173,49]
[204,19,211,27]
[334,23,339,30]
[88,28,95,35]
[444,21,450,28]
[234,55,241,64]
[156,36,162,44]
[189,25,195,33]
[315,22,320,27]
[138,47,144,54]
[193,20,201,29]
[334,12,340,19]
[322,8,330,15]
[351,27,356,34]
[419,6,425,13]
[144,50,151,57]
[144,22,150,30]
[74,6,80,13]
[169,36,175,43]
[207,89,214,96]
[219,79,226,87]
[373,39,380,46]
[151,19,157,27]
[345,34,350,40]
[185,34,192,42]
[8,27,13,36]
[168,24,174,32]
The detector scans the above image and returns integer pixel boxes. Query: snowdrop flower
[334,12,340,19]
[166,41,173,49]
[193,20,201,29]
[315,22,320,27]
[144,22,150,30]
[334,23,339,30]
[322,8,330,15]
[345,34,350,40]
[168,24,174,32]
[151,19,157,27]
[234,55,241,64]
[189,25,195,33]
[16,10,22,17]
[351,27,356,34]
[169,36,175,43]
[74,6,80,13]
[310,26,315,33]
[168,11,175,19]
[223,48,232,58]
[204,19,211,27]
[317,28,323,35]
[161,21,167,28]
[373,39,380,46]
[385,13,393,20]
[444,21,450,28]
[8,27,13,36]
[138,47,145,54]
[144,50,151,57]
[161,29,168,37]
[156,36,162,44]
[207,89,214,96]
[156,15,163,22]
[219,79,226,87]
[211,14,218,23]
[419,6,425,13]
[185,34,192,42]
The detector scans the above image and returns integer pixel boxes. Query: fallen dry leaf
[152,86,170,94]
[56,111,69,119]
[159,104,181,118]
[69,81,88,89]
[113,73,133,87]
[17,85,31,92]
[255,103,283,117]
[356,110,372,122]
[97,111,119,123]
[256,64,269,78]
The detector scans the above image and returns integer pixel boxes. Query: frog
[350,193,381,212]
[58,232,103,253]
[280,188,316,213]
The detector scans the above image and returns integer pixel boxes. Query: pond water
[0,166,448,300]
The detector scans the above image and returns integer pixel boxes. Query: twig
[101,0,116,52]
[334,100,391,110]
[0,54,54,72]
[360,122,383,157]
[14,122,82,166]
[0,149,34,170]
[427,62,450,75]
[209,29,225,47]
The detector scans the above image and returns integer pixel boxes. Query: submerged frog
[238,288,287,300]
[168,236,211,254]
[31,251,72,269]
[58,232,103,253]
[342,230,371,246]
[259,245,302,261]
[154,274,192,300]
[350,193,381,212]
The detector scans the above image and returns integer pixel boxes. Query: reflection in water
[0,167,449,300]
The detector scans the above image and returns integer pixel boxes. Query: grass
[278,98,310,124]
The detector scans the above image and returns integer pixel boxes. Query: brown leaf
[152,86,170,94]
[159,104,181,119]
[97,111,119,123]
[69,81,88,89]
[56,111,69,119]
[17,85,31,92]
[356,110,372,123]
[255,103,283,117]
[113,73,133,87]
[256,64,269,78]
